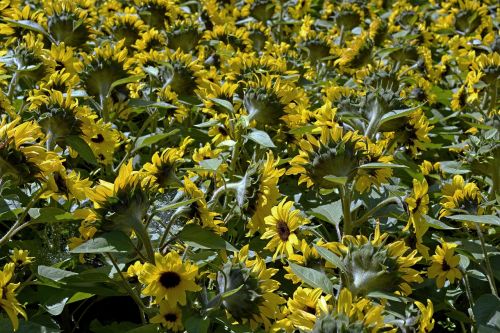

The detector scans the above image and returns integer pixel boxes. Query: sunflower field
[0,0,499,331]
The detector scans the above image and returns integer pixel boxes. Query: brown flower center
[164,313,178,322]
[159,271,181,289]
[442,259,450,271]
[276,220,290,241]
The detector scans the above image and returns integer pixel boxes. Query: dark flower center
[276,221,290,241]
[159,271,181,289]
[91,134,105,143]
[442,259,450,271]
[164,313,177,322]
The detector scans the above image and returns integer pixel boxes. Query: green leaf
[323,175,348,186]
[313,245,347,272]
[134,129,180,151]
[3,19,56,44]
[423,215,457,230]
[309,200,342,226]
[472,294,500,332]
[179,224,237,251]
[380,104,422,125]
[288,125,316,136]
[245,130,276,148]
[38,266,77,282]
[128,99,176,109]
[28,208,79,223]
[447,214,500,226]
[199,158,223,171]
[184,315,210,333]
[210,98,234,113]
[70,231,132,253]
[106,75,145,98]
[358,163,407,169]
[288,262,334,294]
[439,161,470,175]
[157,198,201,212]
[66,135,98,165]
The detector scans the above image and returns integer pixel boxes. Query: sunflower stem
[365,97,382,140]
[106,253,147,324]
[474,223,498,296]
[0,185,45,247]
[6,71,18,101]
[352,196,401,227]
[340,186,353,236]
[460,268,475,324]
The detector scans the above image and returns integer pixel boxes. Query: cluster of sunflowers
[0,0,499,331]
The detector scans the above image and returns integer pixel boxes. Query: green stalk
[106,253,146,324]
[474,223,498,296]
[340,186,353,236]
[0,186,45,247]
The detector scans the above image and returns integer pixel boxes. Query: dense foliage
[0,0,499,332]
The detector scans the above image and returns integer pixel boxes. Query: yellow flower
[262,198,307,260]
[140,251,201,305]
[404,178,430,241]
[355,139,394,193]
[0,263,27,331]
[219,245,285,331]
[149,301,183,331]
[415,299,435,333]
[246,151,285,235]
[181,177,227,235]
[428,240,462,288]
[126,261,144,283]
[287,126,366,188]
[440,175,483,219]
[10,249,34,267]
[286,287,331,331]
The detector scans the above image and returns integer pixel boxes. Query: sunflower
[43,167,92,201]
[427,240,462,288]
[404,178,430,242]
[287,125,366,188]
[150,301,184,331]
[126,261,144,283]
[439,175,483,219]
[355,139,394,193]
[10,249,34,267]
[165,17,201,52]
[261,198,307,260]
[0,263,27,331]
[86,161,151,233]
[104,7,147,47]
[44,0,96,48]
[313,287,396,332]
[134,0,179,29]
[280,287,331,331]
[326,223,423,296]
[0,4,46,46]
[217,245,285,331]
[0,117,60,184]
[162,49,204,96]
[81,40,133,102]
[140,251,201,305]
[334,33,373,77]
[284,239,322,284]
[142,137,192,190]
[133,28,167,52]
[390,109,433,157]
[245,151,285,235]
[243,74,308,128]
[181,177,227,235]
[415,299,435,333]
